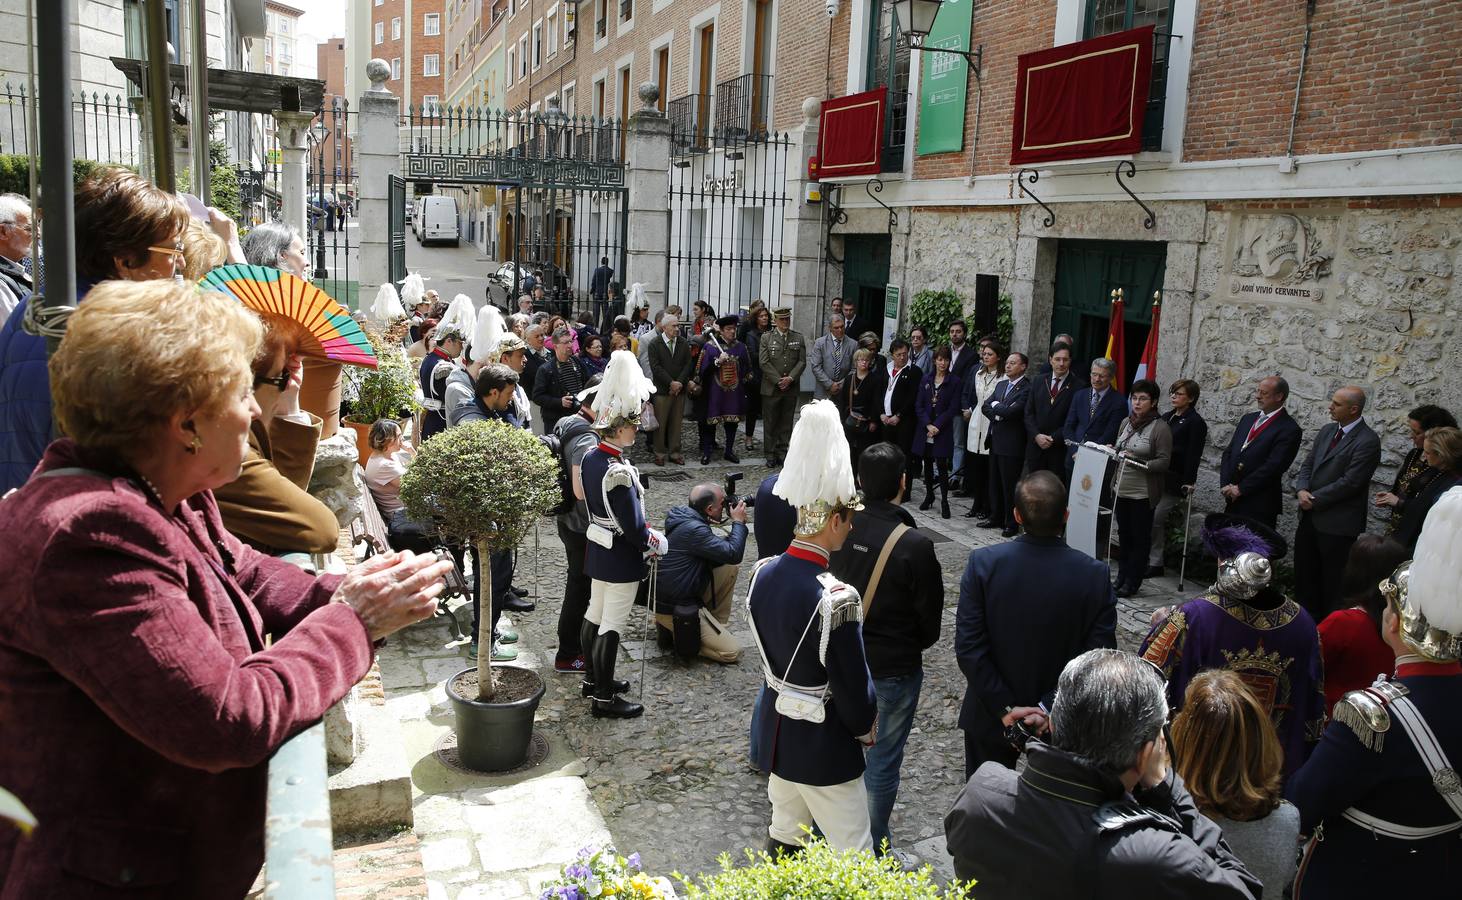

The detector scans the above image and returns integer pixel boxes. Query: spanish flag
[1104,289,1126,392]
[1134,293,1161,386]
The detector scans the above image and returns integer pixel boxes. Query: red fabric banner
[1010,25,1155,165]
[818,88,886,179]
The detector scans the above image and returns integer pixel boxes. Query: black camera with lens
[723,472,755,509]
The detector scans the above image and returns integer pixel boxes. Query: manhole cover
[434,730,550,775]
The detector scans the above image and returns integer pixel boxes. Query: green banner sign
[915,0,973,156]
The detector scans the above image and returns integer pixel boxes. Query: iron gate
[388,174,406,285]
[397,102,626,313]
[306,97,358,308]
[667,92,789,316]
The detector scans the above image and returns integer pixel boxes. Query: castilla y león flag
[1134,296,1161,386]
[1105,292,1126,393]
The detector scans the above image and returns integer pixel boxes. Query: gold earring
[186,434,202,454]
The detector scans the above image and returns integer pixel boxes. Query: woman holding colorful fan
[0,279,452,897]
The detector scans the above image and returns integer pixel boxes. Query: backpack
[542,417,594,516]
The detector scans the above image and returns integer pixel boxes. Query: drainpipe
[144,0,175,190]
[189,0,210,202]
[1283,0,1316,167]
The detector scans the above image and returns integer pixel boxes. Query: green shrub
[909,289,965,347]
[341,329,420,425]
[676,838,973,899]
[995,293,1014,348]
[0,155,117,196]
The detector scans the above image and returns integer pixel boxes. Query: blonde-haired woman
[0,279,449,896]
[960,342,1004,519]
[1171,669,1300,895]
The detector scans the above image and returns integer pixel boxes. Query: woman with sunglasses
[0,167,191,494]
[211,313,341,557]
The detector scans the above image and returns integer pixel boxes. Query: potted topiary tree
[341,322,419,466]
[398,419,561,771]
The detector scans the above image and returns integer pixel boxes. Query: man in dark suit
[980,352,1031,536]
[946,320,979,493]
[880,339,922,483]
[1219,375,1304,530]
[1035,333,1074,377]
[1026,341,1081,479]
[1062,357,1127,470]
[648,313,693,465]
[954,471,1117,777]
[1293,386,1382,619]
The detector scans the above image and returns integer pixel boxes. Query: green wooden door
[1051,239,1165,385]
[843,234,891,339]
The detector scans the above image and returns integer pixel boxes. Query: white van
[415,195,459,246]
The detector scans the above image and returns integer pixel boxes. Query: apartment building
[366,0,446,113]
[812,0,1461,519]
[317,35,353,198]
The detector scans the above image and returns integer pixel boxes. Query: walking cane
[639,557,657,704]
[1177,488,1195,592]
[532,518,540,601]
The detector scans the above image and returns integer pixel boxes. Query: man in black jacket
[1025,341,1082,479]
[880,340,922,483]
[1219,375,1303,529]
[533,326,588,432]
[830,442,942,855]
[955,472,1116,776]
[980,352,1031,536]
[945,649,1261,900]
[651,483,749,663]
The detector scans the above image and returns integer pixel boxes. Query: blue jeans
[864,670,923,853]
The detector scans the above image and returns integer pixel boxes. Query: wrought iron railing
[667,93,710,155]
[714,73,771,142]
[0,83,142,166]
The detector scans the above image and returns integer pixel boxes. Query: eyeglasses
[149,245,186,265]
[254,368,292,392]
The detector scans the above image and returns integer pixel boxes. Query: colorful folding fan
[198,264,378,369]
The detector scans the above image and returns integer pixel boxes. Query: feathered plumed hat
[370,282,406,326]
[585,349,654,431]
[1382,486,1462,662]
[773,399,863,535]
[470,304,505,365]
[435,294,475,344]
[399,272,427,309]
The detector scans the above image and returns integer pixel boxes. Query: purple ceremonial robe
[699,339,750,424]
[1140,589,1326,781]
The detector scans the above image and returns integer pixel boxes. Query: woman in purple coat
[698,315,752,464]
[913,345,960,518]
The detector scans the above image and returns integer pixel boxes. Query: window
[424,13,440,35]
[264,36,272,56]
[391,16,401,40]
[391,57,401,80]
[620,0,633,23]
[279,63,290,76]
[1084,0,1172,151]
[423,95,440,116]
[424,54,440,77]
[374,0,382,6]
[596,0,607,38]
[374,21,383,44]
[279,19,290,35]
[547,10,558,57]
[519,36,529,77]
[532,22,543,70]
[564,5,576,46]
[507,47,515,85]
[865,1,910,172]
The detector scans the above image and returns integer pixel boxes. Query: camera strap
[861,524,909,619]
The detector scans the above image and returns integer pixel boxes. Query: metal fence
[667,117,790,315]
[0,83,142,166]
[307,98,358,309]
[399,104,627,312]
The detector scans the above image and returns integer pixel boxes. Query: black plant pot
[445,665,546,772]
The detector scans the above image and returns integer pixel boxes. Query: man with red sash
[1286,487,1462,897]
[1219,376,1303,529]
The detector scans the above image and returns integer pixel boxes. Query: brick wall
[372,0,445,110]
[1184,0,1462,160]
[910,0,1055,181]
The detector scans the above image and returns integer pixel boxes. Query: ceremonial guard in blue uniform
[581,350,666,719]
[748,399,878,853]
[1287,486,1462,897]
[418,324,465,441]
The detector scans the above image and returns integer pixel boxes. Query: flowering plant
[539,846,673,900]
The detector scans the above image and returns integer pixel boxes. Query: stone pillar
[624,84,671,314]
[778,98,825,343]
[272,110,315,236]
[356,59,401,300]
[1009,227,1058,361]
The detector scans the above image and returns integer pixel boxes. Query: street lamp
[307,119,329,279]
[892,0,982,76]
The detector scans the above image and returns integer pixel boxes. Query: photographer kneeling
[652,482,749,663]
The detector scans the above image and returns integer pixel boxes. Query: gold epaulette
[1331,679,1410,753]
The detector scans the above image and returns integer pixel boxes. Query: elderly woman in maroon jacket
[0,280,451,898]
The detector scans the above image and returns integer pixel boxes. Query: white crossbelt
[1340,693,1462,839]
[744,559,830,698]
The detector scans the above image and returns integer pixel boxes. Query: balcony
[714,73,770,142]
[667,93,710,155]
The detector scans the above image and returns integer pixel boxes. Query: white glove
[645,527,669,558]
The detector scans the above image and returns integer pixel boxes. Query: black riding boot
[580,619,628,698]
[723,423,740,463]
[590,630,643,718]
[919,469,936,511]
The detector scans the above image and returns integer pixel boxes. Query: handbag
[638,399,659,432]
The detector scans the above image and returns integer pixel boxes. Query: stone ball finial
[802,97,821,125]
[366,58,391,93]
[637,82,660,111]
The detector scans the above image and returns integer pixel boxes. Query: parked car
[488,262,533,295]
[414,195,459,246]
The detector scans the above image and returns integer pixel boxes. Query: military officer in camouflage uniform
[757,307,806,467]
[1286,486,1462,898]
